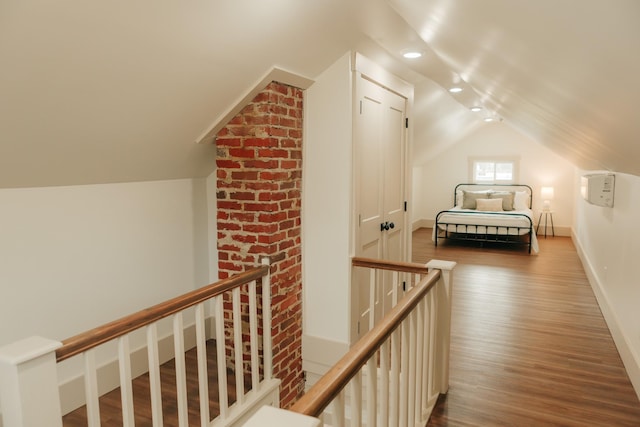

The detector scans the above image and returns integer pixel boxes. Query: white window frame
[468,156,520,184]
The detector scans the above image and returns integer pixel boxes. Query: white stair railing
[0,257,280,427]
[243,258,456,427]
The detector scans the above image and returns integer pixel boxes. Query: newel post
[0,336,63,427]
[426,259,456,394]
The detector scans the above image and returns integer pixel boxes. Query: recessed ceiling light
[470,106,483,112]
[402,51,423,59]
[483,117,495,122]
[449,87,463,93]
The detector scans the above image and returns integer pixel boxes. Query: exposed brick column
[215,81,303,408]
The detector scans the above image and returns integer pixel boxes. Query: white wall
[0,178,215,349]
[412,122,576,234]
[302,52,353,345]
[573,170,640,398]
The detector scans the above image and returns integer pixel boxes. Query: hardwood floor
[413,228,640,426]
[62,230,640,426]
[62,340,246,427]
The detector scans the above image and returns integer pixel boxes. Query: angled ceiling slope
[196,68,314,145]
[388,0,640,176]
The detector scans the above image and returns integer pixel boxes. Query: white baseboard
[572,231,640,400]
[412,218,432,231]
[302,335,349,390]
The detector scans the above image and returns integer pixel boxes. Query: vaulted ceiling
[1,0,638,188]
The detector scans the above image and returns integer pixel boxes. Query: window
[469,157,519,184]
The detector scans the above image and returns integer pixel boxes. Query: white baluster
[392,271,399,306]
[399,321,409,427]
[379,341,390,427]
[369,268,376,330]
[366,356,377,427]
[118,335,135,427]
[407,310,417,426]
[214,296,229,421]
[261,257,273,381]
[248,279,260,390]
[146,323,163,427]
[84,348,101,427]
[331,389,346,427]
[350,370,362,427]
[414,299,425,423]
[389,329,400,427]
[196,302,211,426]
[426,290,436,403]
[232,286,245,404]
[173,312,189,427]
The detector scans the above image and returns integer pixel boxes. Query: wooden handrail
[290,268,442,417]
[56,265,270,362]
[352,256,430,275]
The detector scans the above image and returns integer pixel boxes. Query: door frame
[349,52,414,344]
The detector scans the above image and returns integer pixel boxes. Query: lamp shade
[541,187,554,201]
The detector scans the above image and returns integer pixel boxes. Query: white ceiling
[1,0,639,188]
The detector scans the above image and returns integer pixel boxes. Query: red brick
[258,212,288,223]
[230,212,255,222]
[230,191,255,201]
[216,137,242,147]
[216,159,242,169]
[218,222,241,231]
[246,181,279,191]
[280,160,298,169]
[217,201,242,210]
[232,234,257,244]
[259,191,286,202]
[231,171,259,181]
[244,202,279,212]
[258,148,289,158]
[245,159,279,169]
[260,171,289,181]
[229,148,256,158]
[215,81,303,409]
[244,138,274,148]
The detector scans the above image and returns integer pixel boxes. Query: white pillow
[514,191,529,210]
[461,190,492,209]
[476,198,504,212]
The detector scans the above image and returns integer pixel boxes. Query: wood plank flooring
[62,230,640,426]
[413,228,640,426]
[62,340,246,426]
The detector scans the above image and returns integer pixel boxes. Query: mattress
[432,207,539,253]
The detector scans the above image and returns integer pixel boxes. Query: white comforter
[432,207,539,253]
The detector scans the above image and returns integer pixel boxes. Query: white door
[354,75,408,339]
[380,88,407,317]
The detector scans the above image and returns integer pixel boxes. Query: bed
[432,183,539,254]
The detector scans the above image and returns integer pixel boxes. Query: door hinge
[404,201,408,212]
[402,281,407,291]
[360,100,363,115]
[357,321,360,335]
[405,118,409,128]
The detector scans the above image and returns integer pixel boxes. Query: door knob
[389,222,395,229]
[380,221,390,231]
